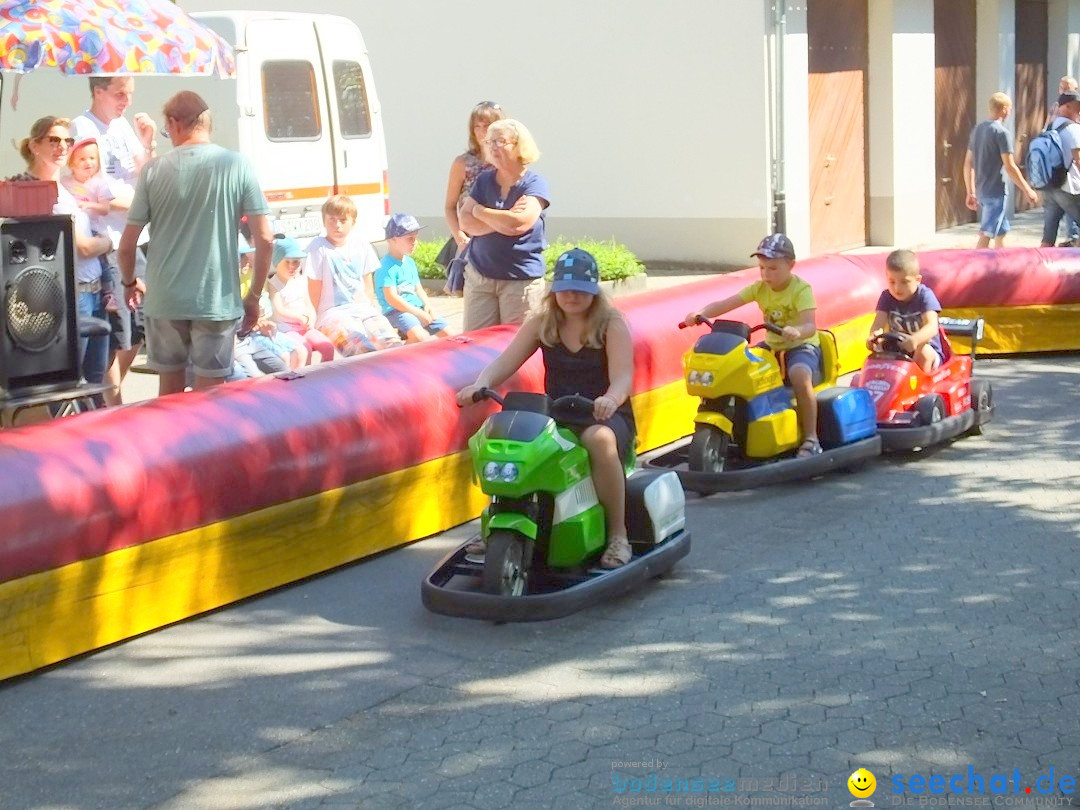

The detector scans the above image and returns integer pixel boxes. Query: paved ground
[2,352,1078,809]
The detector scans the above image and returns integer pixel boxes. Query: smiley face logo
[848,768,877,798]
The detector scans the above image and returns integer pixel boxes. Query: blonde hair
[322,194,357,221]
[487,119,540,165]
[886,248,920,277]
[467,101,504,156]
[1061,76,1078,93]
[536,287,622,350]
[989,92,1011,114]
[19,116,70,167]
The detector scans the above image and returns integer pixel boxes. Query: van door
[314,17,390,244]
[243,17,332,240]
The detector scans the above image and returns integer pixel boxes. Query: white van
[0,11,391,244]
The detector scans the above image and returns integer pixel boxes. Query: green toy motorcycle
[421,389,691,622]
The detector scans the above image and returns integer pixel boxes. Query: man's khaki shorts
[144,317,239,378]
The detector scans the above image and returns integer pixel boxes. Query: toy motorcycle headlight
[700,372,714,386]
[500,462,519,482]
[688,371,701,384]
[483,462,501,481]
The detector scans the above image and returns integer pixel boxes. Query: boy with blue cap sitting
[375,213,450,342]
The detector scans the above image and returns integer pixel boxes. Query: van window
[262,61,321,141]
[332,61,372,139]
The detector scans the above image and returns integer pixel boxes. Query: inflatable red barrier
[0,254,887,583]
[2,247,1079,681]
[5,247,1080,585]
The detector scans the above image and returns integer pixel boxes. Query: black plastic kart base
[644,435,881,494]
[878,406,993,451]
[421,529,691,622]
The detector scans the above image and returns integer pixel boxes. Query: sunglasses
[42,136,75,148]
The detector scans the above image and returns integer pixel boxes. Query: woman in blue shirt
[458,119,549,332]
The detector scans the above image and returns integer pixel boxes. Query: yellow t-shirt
[737,275,820,351]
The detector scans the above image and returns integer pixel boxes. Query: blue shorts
[978,195,1010,238]
[385,309,448,337]
[780,344,823,386]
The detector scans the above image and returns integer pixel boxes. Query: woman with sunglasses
[439,101,505,294]
[12,116,114,388]
[458,119,550,331]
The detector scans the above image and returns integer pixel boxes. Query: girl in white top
[267,237,336,363]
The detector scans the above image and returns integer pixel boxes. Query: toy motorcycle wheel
[968,379,992,435]
[688,424,730,474]
[482,530,533,596]
[915,393,946,427]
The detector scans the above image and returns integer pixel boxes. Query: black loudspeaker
[0,215,79,396]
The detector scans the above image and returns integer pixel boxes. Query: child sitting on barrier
[867,248,944,373]
[267,237,337,363]
[305,195,403,356]
[238,236,309,372]
[376,214,451,343]
[682,233,824,458]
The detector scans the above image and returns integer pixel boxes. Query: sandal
[464,535,485,556]
[796,438,823,459]
[598,536,632,569]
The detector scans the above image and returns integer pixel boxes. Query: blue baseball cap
[751,233,796,261]
[272,237,306,268]
[385,213,424,239]
[550,248,600,295]
[238,235,255,255]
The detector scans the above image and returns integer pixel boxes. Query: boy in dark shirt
[867,249,944,373]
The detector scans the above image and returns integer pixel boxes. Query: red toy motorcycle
[851,317,993,451]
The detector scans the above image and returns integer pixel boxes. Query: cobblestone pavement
[1,354,1078,810]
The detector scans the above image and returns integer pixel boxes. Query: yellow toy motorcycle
[645,318,880,493]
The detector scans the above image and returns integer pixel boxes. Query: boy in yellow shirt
[683,233,823,457]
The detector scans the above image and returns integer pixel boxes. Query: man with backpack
[963,92,1039,249]
[1042,78,1080,246]
[1038,91,1080,248]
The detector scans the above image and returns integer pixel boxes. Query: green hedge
[412,237,645,282]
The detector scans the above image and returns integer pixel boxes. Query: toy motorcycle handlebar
[471,387,505,405]
[469,389,595,417]
[679,315,784,336]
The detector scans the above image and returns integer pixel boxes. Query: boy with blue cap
[376,213,450,342]
[683,233,824,457]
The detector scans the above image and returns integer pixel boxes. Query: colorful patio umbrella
[0,0,235,77]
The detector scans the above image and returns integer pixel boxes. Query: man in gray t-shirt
[119,91,274,397]
[963,92,1038,249]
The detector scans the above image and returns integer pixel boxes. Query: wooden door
[934,0,977,228]
[1014,0,1048,213]
[807,0,868,254]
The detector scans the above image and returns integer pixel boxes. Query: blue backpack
[1025,122,1070,190]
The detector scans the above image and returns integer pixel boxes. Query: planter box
[421,272,648,300]
[0,181,57,218]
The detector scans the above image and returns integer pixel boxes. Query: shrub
[412,239,447,279]
[411,237,646,282]
[543,239,645,281]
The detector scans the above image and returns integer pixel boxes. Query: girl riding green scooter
[456,248,635,569]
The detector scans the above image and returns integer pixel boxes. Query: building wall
[867,0,937,247]
[180,0,776,264]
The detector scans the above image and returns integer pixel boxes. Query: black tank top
[541,340,636,434]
